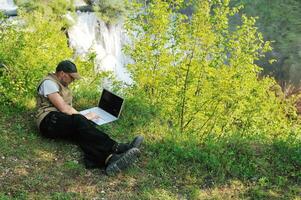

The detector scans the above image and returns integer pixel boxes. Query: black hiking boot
[105,147,141,176]
[112,135,144,154]
[129,135,144,149]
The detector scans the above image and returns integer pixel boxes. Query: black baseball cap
[56,60,81,80]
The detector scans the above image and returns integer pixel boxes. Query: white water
[67,11,132,85]
[0,0,17,11]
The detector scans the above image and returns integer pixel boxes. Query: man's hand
[84,112,100,120]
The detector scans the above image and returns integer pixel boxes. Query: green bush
[0,11,73,106]
[88,0,129,24]
[15,0,74,16]
[231,0,301,85]
[124,0,300,141]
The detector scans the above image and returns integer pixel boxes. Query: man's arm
[48,92,100,120]
[48,92,78,115]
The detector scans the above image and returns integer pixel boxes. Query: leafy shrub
[124,0,300,140]
[15,0,74,15]
[231,0,301,86]
[87,0,129,24]
[0,11,73,106]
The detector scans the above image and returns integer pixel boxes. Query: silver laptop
[79,89,124,125]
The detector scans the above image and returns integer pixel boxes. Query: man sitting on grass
[35,60,143,175]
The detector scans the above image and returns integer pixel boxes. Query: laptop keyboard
[80,107,117,125]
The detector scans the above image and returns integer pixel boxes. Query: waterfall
[0,0,17,10]
[67,10,132,85]
[0,0,17,16]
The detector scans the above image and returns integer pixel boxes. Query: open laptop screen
[98,89,124,118]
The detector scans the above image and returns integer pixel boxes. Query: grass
[0,97,300,200]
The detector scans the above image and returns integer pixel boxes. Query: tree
[124,0,294,140]
[231,0,301,86]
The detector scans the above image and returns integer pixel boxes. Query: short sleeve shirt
[38,80,60,97]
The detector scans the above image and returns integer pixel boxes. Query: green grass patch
[0,99,300,199]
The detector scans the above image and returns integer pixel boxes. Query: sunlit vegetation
[86,0,130,24]
[231,0,301,87]
[0,0,300,199]
[125,0,299,138]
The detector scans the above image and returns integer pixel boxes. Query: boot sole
[106,148,141,176]
[131,136,144,149]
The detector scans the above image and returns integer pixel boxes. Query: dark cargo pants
[39,111,117,168]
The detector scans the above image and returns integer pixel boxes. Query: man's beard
[59,79,68,87]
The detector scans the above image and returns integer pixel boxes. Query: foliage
[231,0,301,86]
[86,0,129,24]
[14,0,75,16]
[0,11,73,105]
[124,0,299,140]
[0,1,300,199]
